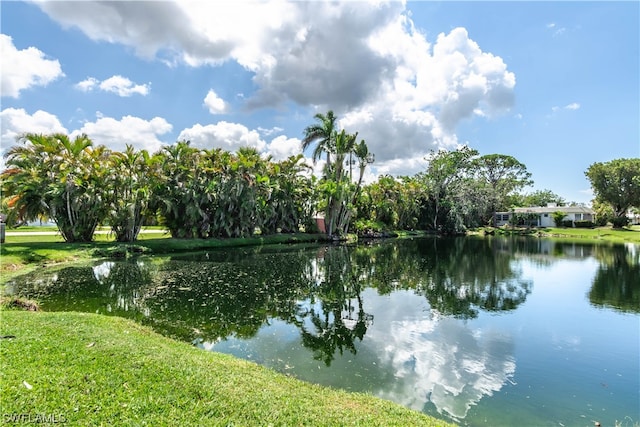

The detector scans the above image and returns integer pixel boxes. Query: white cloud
[551,102,581,114]
[72,115,172,153]
[34,1,233,64]
[34,2,516,172]
[257,126,284,137]
[1,34,64,98]
[1,108,68,153]
[76,77,99,92]
[267,135,301,161]
[546,22,566,37]
[177,121,266,152]
[76,75,150,97]
[203,90,227,114]
[365,291,516,421]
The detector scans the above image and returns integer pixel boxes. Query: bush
[611,216,630,228]
[574,220,595,228]
[595,215,609,227]
[353,219,386,234]
[561,219,574,228]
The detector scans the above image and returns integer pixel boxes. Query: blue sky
[2,1,638,204]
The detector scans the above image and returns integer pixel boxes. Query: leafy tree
[517,189,566,207]
[471,154,533,224]
[420,146,479,233]
[585,158,640,227]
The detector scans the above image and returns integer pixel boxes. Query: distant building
[494,204,595,227]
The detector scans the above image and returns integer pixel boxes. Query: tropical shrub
[551,211,567,227]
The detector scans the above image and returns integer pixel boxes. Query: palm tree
[2,133,109,242]
[106,145,155,242]
[1,134,53,224]
[302,110,338,167]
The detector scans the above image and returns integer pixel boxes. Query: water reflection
[589,243,640,313]
[298,246,373,366]
[367,292,515,420]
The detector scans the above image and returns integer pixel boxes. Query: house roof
[496,206,595,215]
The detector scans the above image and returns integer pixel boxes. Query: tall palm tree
[302,110,338,167]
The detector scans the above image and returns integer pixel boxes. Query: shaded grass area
[0,311,453,427]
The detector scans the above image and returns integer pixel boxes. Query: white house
[494,204,595,227]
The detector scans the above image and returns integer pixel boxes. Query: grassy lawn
[0,310,453,427]
[538,225,640,243]
[473,225,640,244]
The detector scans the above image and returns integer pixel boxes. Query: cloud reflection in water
[365,290,516,420]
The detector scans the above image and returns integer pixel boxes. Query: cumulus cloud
[71,115,172,153]
[1,34,64,98]
[177,121,266,152]
[267,135,301,161]
[1,108,68,156]
[203,90,228,114]
[76,75,150,96]
[34,1,516,173]
[33,0,233,64]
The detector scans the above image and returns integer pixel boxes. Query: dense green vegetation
[0,310,453,426]
[2,112,638,241]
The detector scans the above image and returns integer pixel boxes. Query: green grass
[539,225,640,243]
[0,310,453,427]
[472,225,640,244]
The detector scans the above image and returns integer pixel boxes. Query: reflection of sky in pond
[363,290,515,421]
[201,288,516,422]
[92,261,115,282]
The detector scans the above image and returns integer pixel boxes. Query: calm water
[5,237,639,426]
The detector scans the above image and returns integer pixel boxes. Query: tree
[302,111,374,237]
[585,158,640,227]
[551,211,567,227]
[106,145,156,242]
[471,154,533,224]
[518,189,566,207]
[2,133,109,242]
[302,110,338,166]
[420,146,479,232]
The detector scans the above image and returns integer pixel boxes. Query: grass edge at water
[0,310,454,427]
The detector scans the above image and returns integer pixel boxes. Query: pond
[5,236,639,426]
